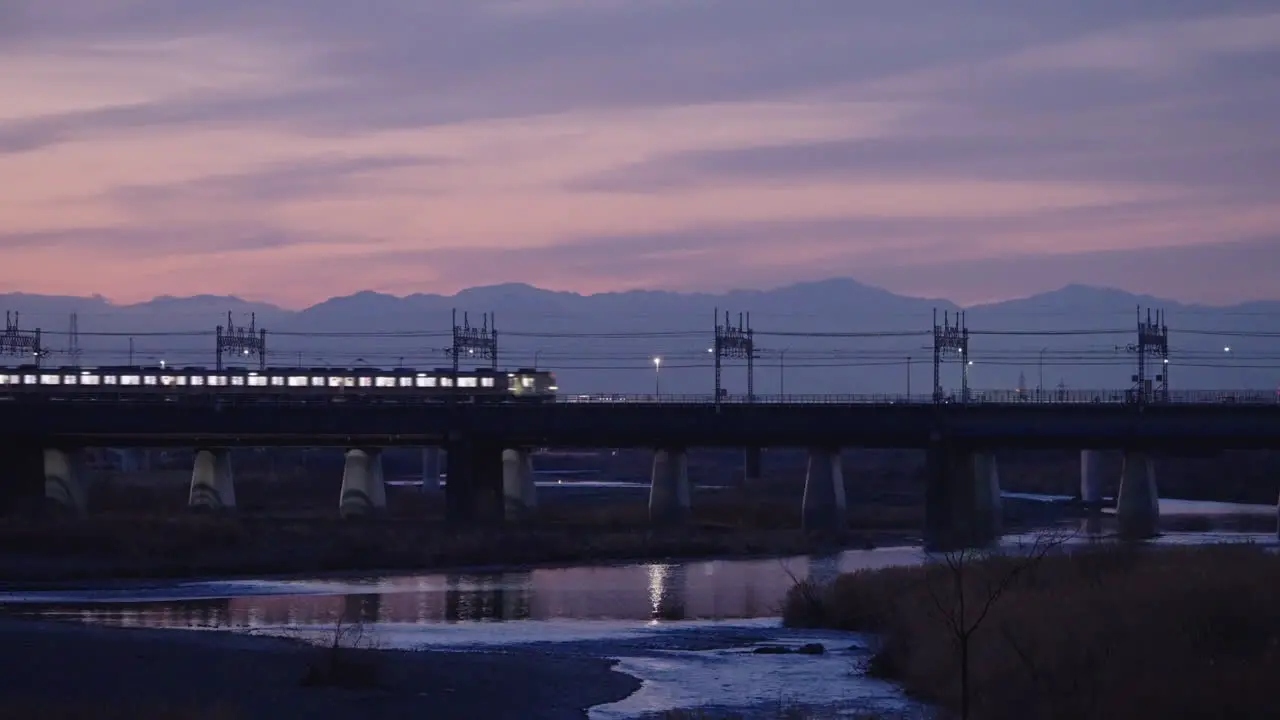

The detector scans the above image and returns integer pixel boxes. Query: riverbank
[0,615,639,719]
[0,511,916,584]
[782,543,1280,719]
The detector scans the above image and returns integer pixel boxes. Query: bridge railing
[558,390,1280,405]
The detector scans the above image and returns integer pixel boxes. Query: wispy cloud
[1,0,1278,307]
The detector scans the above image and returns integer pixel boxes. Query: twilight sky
[2,0,1279,309]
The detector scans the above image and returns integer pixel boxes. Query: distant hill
[3,279,1277,394]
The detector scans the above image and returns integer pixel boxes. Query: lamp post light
[653,356,662,396]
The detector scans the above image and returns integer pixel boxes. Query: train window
[375,377,396,387]
[230,376,245,386]
[189,376,204,386]
[328,377,343,388]
[415,376,436,387]
[480,377,495,388]
[288,376,307,387]
[143,376,158,385]
[398,377,413,387]
[358,377,372,387]
[269,377,285,386]
[310,377,325,387]
[207,376,227,386]
[102,375,117,385]
[343,377,355,387]
[458,377,477,388]
[174,376,188,386]
[23,374,37,385]
[440,377,453,387]
[0,374,8,384]
[521,377,535,388]
[248,375,268,387]
[61,375,77,385]
[121,375,141,385]
[40,374,60,385]
[160,375,175,386]
[79,374,99,385]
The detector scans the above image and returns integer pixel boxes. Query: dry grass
[784,543,1280,719]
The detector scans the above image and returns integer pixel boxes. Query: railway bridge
[3,394,1279,548]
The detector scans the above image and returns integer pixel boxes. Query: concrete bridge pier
[1116,451,1159,539]
[189,448,236,511]
[501,448,538,521]
[44,448,89,516]
[445,439,505,523]
[743,447,763,491]
[924,446,1002,551]
[1080,449,1104,508]
[649,448,691,525]
[801,448,846,532]
[340,448,388,519]
[421,447,443,492]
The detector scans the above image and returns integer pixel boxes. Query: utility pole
[448,309,498,396]
[712,308,758,408]
[906,355,912,398]
[932,309,970,403]
[216,311,267,371]
[1,311,44,367]
[1122,306,1169,404]
[67,313,81,368]
[778,349,787,397]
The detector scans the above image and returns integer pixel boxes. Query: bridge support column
[340,449,388,519]
[189,448,236,512]
[1080,450,1104,508]
[502,448,537,521]
[802,448,846,532]
[445,439,504,523]
[1116,451,1159,539]
[421,447,443,492]
[0,442,45,517]
[649,448,690,525]
[44,448,89,516]
[924,446,1002,551]
[743,447,763,492]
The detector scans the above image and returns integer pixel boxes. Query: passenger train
[0,365,559,403]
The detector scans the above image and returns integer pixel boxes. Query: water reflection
[647,564,687,621]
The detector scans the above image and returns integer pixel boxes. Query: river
[0,495,1275,718]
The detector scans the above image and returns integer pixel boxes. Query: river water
[0,495,1275,718]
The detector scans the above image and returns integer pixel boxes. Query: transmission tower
[67,313,81,368]
[932,309,970,403]
[1122,307,1169,404]
[448,310,497,373]
[713,308,757,405]
[215,312,267,371]
[1,312,45,366]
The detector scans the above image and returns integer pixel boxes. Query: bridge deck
[1,396,1277,450]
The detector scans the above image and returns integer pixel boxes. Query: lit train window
[458,377,477,388]
[358,377,372,387]
[288,376,307,387]
[0,374,8,384]
[63,375,78,385]
[328,377,343,388]
[121,375,141,386]
[189,376,204,386]
[440,377,453,387]
[416,376,436,387]
[521,377,535,388]
[160,376,175,386]
[248,375,268,387]
[174,376,187,386]
[399,377,412,387]
[270,377,284,386]
[375,377,396,388]
[143,376,158,385]
[80,375,100,385]
[207,376,227,386]
[24,374,37,384]
[310,377,324,387]
[40,374,60,385]
[480,377,495,388]
[103,375,117,385]
[227,376,243,386]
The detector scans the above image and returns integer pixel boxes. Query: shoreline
[0,614,642,719]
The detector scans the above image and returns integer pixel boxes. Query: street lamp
[653,356,662,396]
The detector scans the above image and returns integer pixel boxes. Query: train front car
[508,368,557,403]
